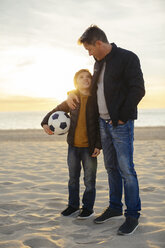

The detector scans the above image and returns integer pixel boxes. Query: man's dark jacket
[92,43,145,126]
[41,90,101,155]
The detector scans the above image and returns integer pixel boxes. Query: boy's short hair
[74,69,92,88]
[78,25,109,45]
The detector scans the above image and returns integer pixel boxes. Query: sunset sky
[0,0,164,111]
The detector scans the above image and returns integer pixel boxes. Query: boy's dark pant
[67,145,97,211]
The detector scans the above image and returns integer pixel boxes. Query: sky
[0,0,165,111]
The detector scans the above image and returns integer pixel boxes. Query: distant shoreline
[0,127,165,142]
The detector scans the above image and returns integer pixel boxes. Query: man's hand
[118,120,125,125]
[66,93,79,110]
[43,124,54,135]
[91,148,100,157]
[109,120,125,125]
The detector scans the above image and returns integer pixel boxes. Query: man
[67,25,145,235]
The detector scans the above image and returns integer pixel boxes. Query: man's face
[83,41,103,61]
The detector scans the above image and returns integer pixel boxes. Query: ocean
[0,109,165,130]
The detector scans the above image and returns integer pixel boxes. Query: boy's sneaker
[61,206,79,216]
[117,216,139,235]
[94,206,123,224]
[77,208,94,219]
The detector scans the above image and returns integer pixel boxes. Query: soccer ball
[48,111,70,135]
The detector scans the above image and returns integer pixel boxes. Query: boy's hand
[43,124,54,135]
[91,148,100,157]
[66,93,79,110]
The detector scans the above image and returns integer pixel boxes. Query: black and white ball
[48,111,70,135]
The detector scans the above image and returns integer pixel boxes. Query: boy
[41,69,101,219]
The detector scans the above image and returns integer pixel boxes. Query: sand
[0,127,165,248]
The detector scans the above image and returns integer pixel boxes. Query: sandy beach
[0,127,165,248]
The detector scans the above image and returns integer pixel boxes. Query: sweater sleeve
[41,101,70,127]
[119,52,145,122]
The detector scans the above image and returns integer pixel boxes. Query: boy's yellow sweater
[74,94,89,147]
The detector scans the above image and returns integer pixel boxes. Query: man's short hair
[78,25,109,45]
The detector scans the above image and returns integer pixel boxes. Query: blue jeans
[99,118,141,219]
[67,145,97,211]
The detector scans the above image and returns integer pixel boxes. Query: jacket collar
[91,43,117,90]
[94,43,117,63]
[104,43,117,62]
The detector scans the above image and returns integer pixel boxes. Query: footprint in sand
[1,181,14,185]
[0,203,27,211]
[96,185,105,190]
[141,186,156,192]
[46,200,64,209]
[23,237,60,248]
[0,222,27,235]
[75,236,114,245]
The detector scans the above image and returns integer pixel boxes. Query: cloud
[1,0,164,51]
[0,0,164,110]
[17,59,35,67]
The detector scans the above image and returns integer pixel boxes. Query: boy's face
[76,71,92,91]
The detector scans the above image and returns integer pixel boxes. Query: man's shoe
[77,208,94,219]
[61,206,79,216]
[117,216,139,235]
[94,207,123,224]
